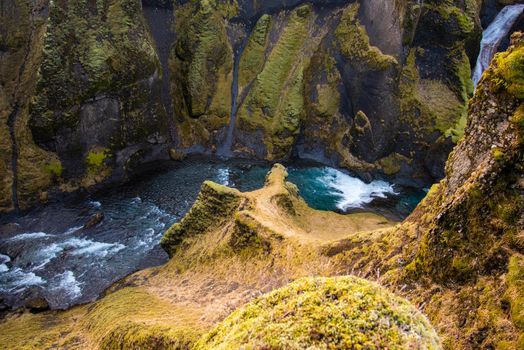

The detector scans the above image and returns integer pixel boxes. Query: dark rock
[84,212,104,229]
[169,148,186,161]
[25,297,49,313]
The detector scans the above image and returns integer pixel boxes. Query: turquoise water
[222,162,425,218]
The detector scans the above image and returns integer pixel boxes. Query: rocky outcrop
[170,0,480,187]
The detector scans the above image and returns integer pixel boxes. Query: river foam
[321,168,397,210]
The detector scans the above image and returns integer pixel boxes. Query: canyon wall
[0,0,169,212]
[0,0,494,212]
[170,0,480,187]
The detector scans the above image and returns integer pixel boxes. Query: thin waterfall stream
[217,36,249,157]
[473,4,524,86]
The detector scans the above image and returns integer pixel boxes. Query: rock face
[170,0,480,187]
[0,0,170,212]
[325,33,524,349]
[416,32,524,284]
[0,0,59,212]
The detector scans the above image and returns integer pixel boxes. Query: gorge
[0,0,524,349]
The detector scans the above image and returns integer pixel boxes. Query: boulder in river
[84,212,104,229]
[25,297,49,313]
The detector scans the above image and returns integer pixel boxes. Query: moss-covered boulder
[195,276,441,349]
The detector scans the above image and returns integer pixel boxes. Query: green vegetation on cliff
[238,14,272,94]
[171,0,234,148]
[30,0,161,142]
[335,3,397,70]
[161,181,243,257]
[236,5,312,159]
[196,277,441,349]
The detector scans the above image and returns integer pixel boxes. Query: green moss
[377,153,410,176]
[194,276,441,349]
[43,160,63,178]
[399,49,468,143]
[313,79,340,117]
[236,5,312,159]
[31,0,159,119]
[492,44,524,99]
[430,4,475,35]
[86,149,108,172]
[172,0,232,118]
[491,147,505,162]
[238,14,272,92]
[170,0,234,147]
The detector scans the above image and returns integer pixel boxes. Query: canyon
[0,0,523,349]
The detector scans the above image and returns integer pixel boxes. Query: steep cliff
[0,0,59,212]
[0,0,485,212]
[0,0,170,213]
[170,0,480,187]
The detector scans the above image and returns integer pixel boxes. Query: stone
[84,212,104,229]
[25,297,49,313]
[169,148,186,161]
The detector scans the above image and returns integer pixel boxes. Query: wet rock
[0,297,7,311]
[147,132,167,145]
[84,212,104,229]
[25,297,49,313]
[169,148,186,161]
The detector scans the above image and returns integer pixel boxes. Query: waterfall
[217,39,247,157]
[473,4,524,87]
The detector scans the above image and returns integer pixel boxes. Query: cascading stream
[217,37,249,157]
[473,4,524,87]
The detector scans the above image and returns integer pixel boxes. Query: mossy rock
[161,180,243,257]
[335,3,397,70]
[195,276,441,350]
[491,33,524,100]
[235,5,312,160]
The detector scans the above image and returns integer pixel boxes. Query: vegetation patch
[195,276,441,350]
